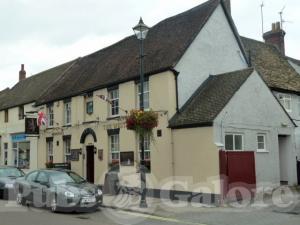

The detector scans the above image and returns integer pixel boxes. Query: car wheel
[16,192,25,206]
[50,196,58,213]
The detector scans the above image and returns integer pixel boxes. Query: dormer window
[278,93,292,113]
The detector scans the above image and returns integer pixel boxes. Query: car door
[31,172,50,207]
[22,171,38,202]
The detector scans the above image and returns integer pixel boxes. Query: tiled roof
[287,57,300,67]
[0,88,10,109]
[0,60,75,111]
[35,0,221,105]
[169,68,254,129]
[241,37,300,93]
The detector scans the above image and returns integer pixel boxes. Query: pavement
[0,187,299,225]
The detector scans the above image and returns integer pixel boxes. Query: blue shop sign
[11,134,26,142]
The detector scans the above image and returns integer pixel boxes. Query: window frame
[225,133,244,151]
[278,93,292,113]
[47,104,54,127]
[18,106,24,120]
[4,109,8,123]
[4,143,8,165]
[63,137,71,163]
[109,134,120,164]
[257,134,268,153]
[137,81,150,110]
[46,140,54,162]
[64,101,72,125]
[86,100,93,115]
[108,89,119,117]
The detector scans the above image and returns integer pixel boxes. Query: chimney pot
[19,64,26,81]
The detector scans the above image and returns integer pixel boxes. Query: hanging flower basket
[126,110,158,137]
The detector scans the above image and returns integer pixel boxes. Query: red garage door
[219,150,256,201]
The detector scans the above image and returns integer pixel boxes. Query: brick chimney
[19,64,26,81]
[223,0,231,15]
[263,22,286,55]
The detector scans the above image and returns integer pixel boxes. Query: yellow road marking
[118,210,207,225]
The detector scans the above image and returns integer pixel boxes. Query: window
[26,171,38,182]
[257,134,267,152]
[46,139,53,162]
[4,143,8,165]
[36,172,49,184]
[4,109,8,123]
[109,134,120,165]
[139,134,151,172]
[137,81,149,110]
[225,134,243,151]
[86,101,93,114]
[47,104,54,127]
[12,141,30,169]
[18,106,24,120]
[63,136,71,163]
[278,93,292,112]
[64,101,71,125]
[109,89,119,116]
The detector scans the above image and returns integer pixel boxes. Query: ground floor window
[63,136,71,163]
[12,141,30,169]
[225,134,243,151]
[109,134,120,167]
[257,134,267,152]
[139,134,151,172]
[46,139,53,162]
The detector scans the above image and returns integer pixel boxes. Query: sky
[0,0,299,90]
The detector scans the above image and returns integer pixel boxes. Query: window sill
[107,115,120,120]
[63,124,72,128]
[257,150,269,153]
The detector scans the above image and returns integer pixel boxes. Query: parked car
[15,169,103,212]
[0,166,25,200]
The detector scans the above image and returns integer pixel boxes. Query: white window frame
[64,137,71,163]
[278,93,292,113]
[109,134,120,163]
[139,134,151,160]
[47,104,54,127]
[257,134,268,153]
[137,81,150,110]
[225,133,244,151]
[64,101,72,125]
[46,140,53,161]
[109,89,119,117]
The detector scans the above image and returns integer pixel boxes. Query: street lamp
[133,17,149,208]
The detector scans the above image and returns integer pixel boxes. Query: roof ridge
[212,67,254,77]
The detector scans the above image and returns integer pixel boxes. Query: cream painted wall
[37,71,178,190]
[0,102,38,170]
[172,127,220,194]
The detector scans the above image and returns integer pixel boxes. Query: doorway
[86,145,95,183]
[278,135,290,185]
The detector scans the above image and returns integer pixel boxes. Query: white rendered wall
[214,71,298,186]
[175,5,248,108]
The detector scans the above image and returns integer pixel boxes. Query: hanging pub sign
[25,118,39,135]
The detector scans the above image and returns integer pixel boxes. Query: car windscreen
[0,168,24,178]
[50,171,86,185]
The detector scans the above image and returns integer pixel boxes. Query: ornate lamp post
[133,17,149,208]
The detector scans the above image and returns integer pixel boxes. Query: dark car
[15,169,103,213]
[0,166,25,200]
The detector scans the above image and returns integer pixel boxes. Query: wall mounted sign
[70,149,82,161]
[25,118,39,135]
[11,134,26,143]
[120,151,134,166]
[98,149,103,161]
